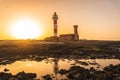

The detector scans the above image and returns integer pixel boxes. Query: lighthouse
[52,12,58,37]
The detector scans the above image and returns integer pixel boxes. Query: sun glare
[11,18,42,39]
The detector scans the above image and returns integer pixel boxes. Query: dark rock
[42,74,52,80]
[58,69,68,75]
[4,68,9,72]
[0,72,12,80]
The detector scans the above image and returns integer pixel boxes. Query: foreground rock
[0,71,36,80]
[0,64,120,80]
[58,64,120,80]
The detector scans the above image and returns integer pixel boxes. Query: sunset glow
[11,18,42,39]
[0,0,120,40]
[0,0,120,80]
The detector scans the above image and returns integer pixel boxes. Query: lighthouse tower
[74,25,79,40]
[52,12,58,37]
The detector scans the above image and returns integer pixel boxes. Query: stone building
[60,34,75,41]
[59,25,79,41]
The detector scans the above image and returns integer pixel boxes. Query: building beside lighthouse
[44,12,79,41]
[59,25,79,41]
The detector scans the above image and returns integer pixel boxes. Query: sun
[11,18,42,39]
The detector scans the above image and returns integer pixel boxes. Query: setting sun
[11,18,42,39]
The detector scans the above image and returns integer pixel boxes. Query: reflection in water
[53,58,59,80]
[0,58,120,79]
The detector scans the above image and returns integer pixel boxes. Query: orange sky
[0,0,120,40]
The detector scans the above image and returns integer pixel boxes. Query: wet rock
[42,74,52,80]
[58,69,68,75]
[76,61,89,66]
[4,68,9,72]
[58,64,120,80]
[26,73,37,78]
[0,72,12,80]
[88,61,99,65]
[34,56,43,61]
[15,71,37,79]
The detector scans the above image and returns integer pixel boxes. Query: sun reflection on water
[0,58,120,79]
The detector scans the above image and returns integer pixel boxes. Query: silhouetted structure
[60,25,79,41]
[44,12,79,41]
[53,12,58,37]
[74,25,79,40]
[59,34,74,41]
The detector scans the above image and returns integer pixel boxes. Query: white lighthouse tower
[52,12,58,37]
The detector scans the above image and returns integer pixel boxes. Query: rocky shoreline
[0,64,120,80]
[0,40,120,65]
[0,40,120,80]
